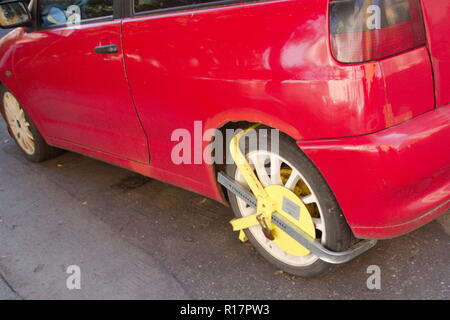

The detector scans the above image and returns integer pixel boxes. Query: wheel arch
[201,108,303,198]
[204,109,304,142]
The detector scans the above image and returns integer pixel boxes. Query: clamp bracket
[218,171,377,264]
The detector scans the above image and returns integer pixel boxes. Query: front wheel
[1,87,63,162]
[226,128,354,277]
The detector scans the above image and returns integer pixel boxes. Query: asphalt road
[0,120,449,300]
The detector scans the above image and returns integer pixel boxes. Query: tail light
[330,0,426,63]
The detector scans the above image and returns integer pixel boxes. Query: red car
[0,0,448,277]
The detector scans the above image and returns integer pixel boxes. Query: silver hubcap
[3,92,35,155]
[235,150,326,267]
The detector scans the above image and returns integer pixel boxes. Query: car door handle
[94,44,119,54]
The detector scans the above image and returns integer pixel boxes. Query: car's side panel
[121,0,434,192]
[421,0,450,107]
[10,21,149,163]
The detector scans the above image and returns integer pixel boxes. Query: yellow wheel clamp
[217,124,377,264]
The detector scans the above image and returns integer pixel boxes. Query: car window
[134,0,228,13]
[39,0,113,27]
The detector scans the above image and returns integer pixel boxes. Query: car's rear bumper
[298,104,450,239]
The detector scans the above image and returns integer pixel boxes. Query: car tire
[0,86,63,162]
[226,127,355,277]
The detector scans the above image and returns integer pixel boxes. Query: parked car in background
[0,0,449,277]
[0,28,10,37]
[0,0,30,37]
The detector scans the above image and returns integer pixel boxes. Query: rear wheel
[1,87,63,162]
[226,128,354,277]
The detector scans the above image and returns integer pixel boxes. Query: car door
[13,0,149,163]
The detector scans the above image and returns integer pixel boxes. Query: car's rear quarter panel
[120,0,437,217]
[122,0,434,192]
